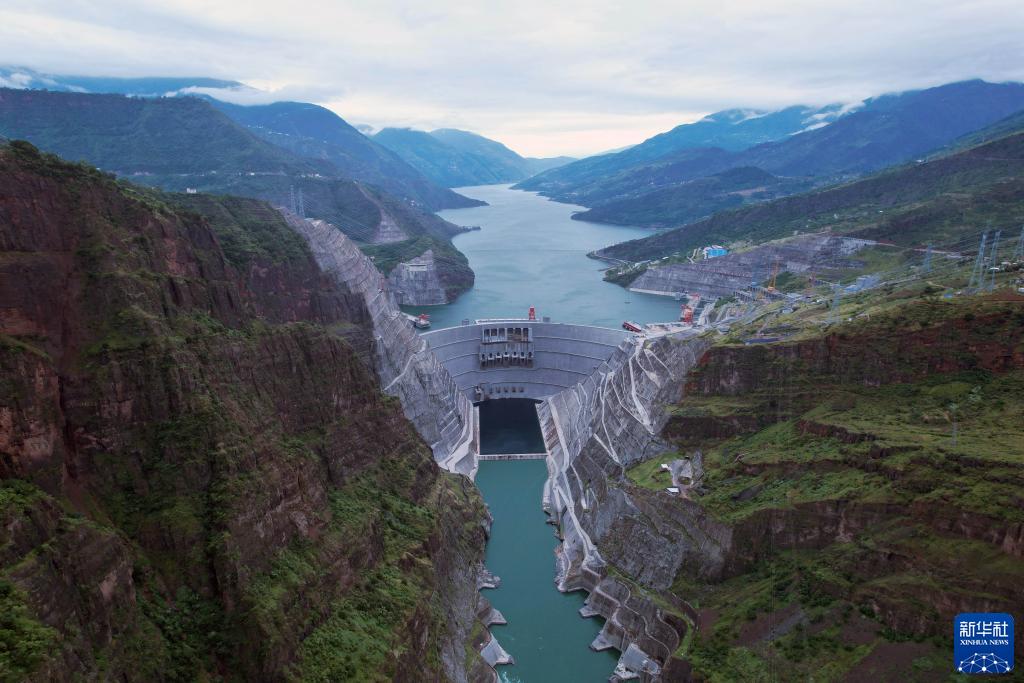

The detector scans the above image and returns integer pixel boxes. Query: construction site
[622,233,876,300]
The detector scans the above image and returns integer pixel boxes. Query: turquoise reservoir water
[475,459,619,682]
[403,184,682,329]
[417,187,652,680]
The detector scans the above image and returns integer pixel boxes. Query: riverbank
[403,184,682,329]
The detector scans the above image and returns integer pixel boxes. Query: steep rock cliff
[620,297,1024,681]
[387,249,448,306]
[0,142,488,681]
[282,214,476,475]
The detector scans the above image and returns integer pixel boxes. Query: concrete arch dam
[421,320,628,402]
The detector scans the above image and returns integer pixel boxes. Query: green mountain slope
[596,127,1024,264]
[211,100,482,210]
[0,141,488,680]
[572,166,812,228]
[375,127,573,186]
[0,88,313,174]
[0,89,476,300]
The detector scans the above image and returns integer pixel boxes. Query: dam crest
[421,318,629,401]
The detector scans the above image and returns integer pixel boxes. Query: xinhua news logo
[954,613,1014,675]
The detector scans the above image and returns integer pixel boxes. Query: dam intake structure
[422,319,629,402]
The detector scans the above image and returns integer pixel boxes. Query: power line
[987,230,1002,291]
[968,232,988,290]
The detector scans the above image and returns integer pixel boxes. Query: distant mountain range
[0,66,478,212]
[519,80,1024,230]
[594,110,1024,266]
[0,88,477,300]
[209,100,477,210]
[0,66,241,96]
[374,127,573,187]
[514,103,847,202]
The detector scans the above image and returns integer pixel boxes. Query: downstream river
[407,186,679,681]
[404,184,681,328]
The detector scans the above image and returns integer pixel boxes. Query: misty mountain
[0,66,479,211]
[518,80,1024,217]
[0,66,241,96]
[375,127,573,187]
[595,115,1024,264]
[515,103,847,199]
[210,100,481,210]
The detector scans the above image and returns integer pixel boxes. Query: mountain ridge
[518,80,1024,222]
[0,88,478,302]
[375,126,573,187]
[594,119,1024,266]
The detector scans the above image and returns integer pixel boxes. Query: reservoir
[404,184,682,329]
[476,459,618,682]
[422,186,663,680]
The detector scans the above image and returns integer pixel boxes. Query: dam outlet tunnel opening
[477,398,546,456]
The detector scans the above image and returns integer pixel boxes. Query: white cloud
[1,0,1022,156]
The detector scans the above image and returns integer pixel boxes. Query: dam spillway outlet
[477,398,547,457]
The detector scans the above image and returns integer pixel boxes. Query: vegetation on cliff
[624,281,1024,681]
[0,142,488,681]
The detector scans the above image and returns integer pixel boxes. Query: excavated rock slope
[0,142,488,681]
[538,329,712,680]
[283,214,476,475]
[538,296,1024,681]
[387,249,448,306]
[626,234,872,297]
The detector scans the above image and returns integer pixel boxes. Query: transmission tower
[922,243,932,274]
[1015,225,1024,260]
[289,186,297,215]
[298,188,306,218]
[987,230,1001,291]
[968,232,988,290]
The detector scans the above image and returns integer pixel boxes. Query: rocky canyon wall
[537,329,713,680]
[284,215,477,475]
[0,142,489,681]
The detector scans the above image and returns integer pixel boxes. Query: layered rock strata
[0,144,489,681]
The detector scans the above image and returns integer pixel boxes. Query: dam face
[421,319,628,401]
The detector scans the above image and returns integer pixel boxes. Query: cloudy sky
[2,0,1023,156]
